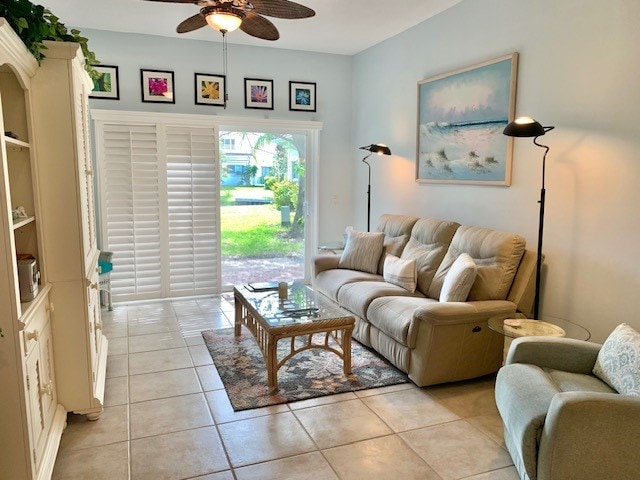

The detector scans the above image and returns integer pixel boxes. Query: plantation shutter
[166,126,219,295]
[97,121,220,301]
[101,124,162,301]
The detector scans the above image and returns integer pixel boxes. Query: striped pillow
[383,254,417,292]
[338,230,385,274]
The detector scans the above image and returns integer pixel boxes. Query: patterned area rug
[202,327,409,411]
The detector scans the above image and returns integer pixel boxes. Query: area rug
[202,327,409,411]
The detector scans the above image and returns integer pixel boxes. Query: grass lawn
[221,204,303,258]
[221,186,273,205]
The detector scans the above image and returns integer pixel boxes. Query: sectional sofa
[312,214,537,386]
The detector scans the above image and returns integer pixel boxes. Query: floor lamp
[503,117,555,320]
[360,143,392,232]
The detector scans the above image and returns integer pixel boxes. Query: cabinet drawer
[21,298,50,358]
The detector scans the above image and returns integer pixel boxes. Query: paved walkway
[221,256,304,286]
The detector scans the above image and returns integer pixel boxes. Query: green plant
[1,0,99,77]
[270,179,298,210]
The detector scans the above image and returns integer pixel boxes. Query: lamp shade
[359,143,392,155]
[205,8,244,32]
[503,117,547,137]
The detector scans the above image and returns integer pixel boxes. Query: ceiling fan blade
[142,0,200,3]
[176,13,208,33]
[240,11,279,41]
[249,0,315,19]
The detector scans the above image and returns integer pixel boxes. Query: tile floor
[51,296,519,480]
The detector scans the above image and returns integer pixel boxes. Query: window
[220,138,235,150]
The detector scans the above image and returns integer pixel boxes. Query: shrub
[271,179,298,209]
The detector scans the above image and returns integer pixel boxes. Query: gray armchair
[495,336,640,480]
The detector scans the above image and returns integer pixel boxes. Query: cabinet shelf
[12,215,35,229]
[4,136,30,150]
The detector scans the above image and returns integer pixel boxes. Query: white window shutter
[101,124,162,300]
[97,122,220,301]
[166,126,219,296]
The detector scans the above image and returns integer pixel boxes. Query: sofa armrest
[539,392,640,480]
[505,337,601,374]
[312,253,340,277]
[413,300,517,326]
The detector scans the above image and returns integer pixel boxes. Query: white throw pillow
[338,230,385,274]
[593,323,640,396]
[439,253,477,302]
[383,255,417,293]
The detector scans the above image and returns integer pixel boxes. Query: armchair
[495,336,640,480]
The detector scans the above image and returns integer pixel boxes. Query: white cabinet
[30,40,108,419]
[0,19,66,480]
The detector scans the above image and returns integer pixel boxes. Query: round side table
[488,316,591,361]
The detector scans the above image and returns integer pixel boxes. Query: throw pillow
[383,255,417,293]
[439,253,477,302]
[378,234,410,274]
[593,323,640,396]
[338,230,385,274]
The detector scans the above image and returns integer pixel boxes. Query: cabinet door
[38,320,57,434]
[24,349,45,472]
[74,66,97,268]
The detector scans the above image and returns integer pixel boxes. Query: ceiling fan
[143,0,316,41]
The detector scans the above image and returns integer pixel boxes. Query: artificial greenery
[1,0,99,77]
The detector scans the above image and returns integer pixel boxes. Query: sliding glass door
[219,129,309,288]
[93,111,321,302]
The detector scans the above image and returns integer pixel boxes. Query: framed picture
[244,78,274,110]
[90,65,119,100]
[289,81,316,112]
[195,73,226,106]
[141,69,175,103]
[416,53,518,185]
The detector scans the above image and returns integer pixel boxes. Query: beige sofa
[312,214,537,386]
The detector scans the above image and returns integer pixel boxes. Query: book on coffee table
[247,281,279,292]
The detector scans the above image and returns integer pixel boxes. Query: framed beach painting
[416,53,518,185]
[141,69,175,103]
[289,81,316,112]
[90,65,119,100]
[195,73,226,106]
[244,78,274,110]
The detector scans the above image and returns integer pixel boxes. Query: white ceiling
[38,0,462,55]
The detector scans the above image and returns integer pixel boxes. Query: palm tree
[253,133,306,237]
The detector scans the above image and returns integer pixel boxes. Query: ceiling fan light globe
[206,12,243,32]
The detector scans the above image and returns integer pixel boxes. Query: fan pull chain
[222,31,228,109]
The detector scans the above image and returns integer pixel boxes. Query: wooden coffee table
[233,282,355,392]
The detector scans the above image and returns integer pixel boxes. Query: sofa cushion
[375,214,419,274]
[337,281,424,321]
[338,230,384,274]
[428,225,526,301]
[378,234,410,274]
[383,255,416,292]
[400,218,460,295]
[367,296,437,347]
[314,269,382,301]
[377,213,421,238]
[545,368,616,394]
[593,323,640,396]
[439,253,477,302]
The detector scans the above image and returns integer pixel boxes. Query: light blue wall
[352,0,640,341]
[84,28,354,244]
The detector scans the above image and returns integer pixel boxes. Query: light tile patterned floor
[52,297,519,480]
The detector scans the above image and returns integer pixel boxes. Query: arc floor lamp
[503,117,555,320]
[360,143,392,232]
